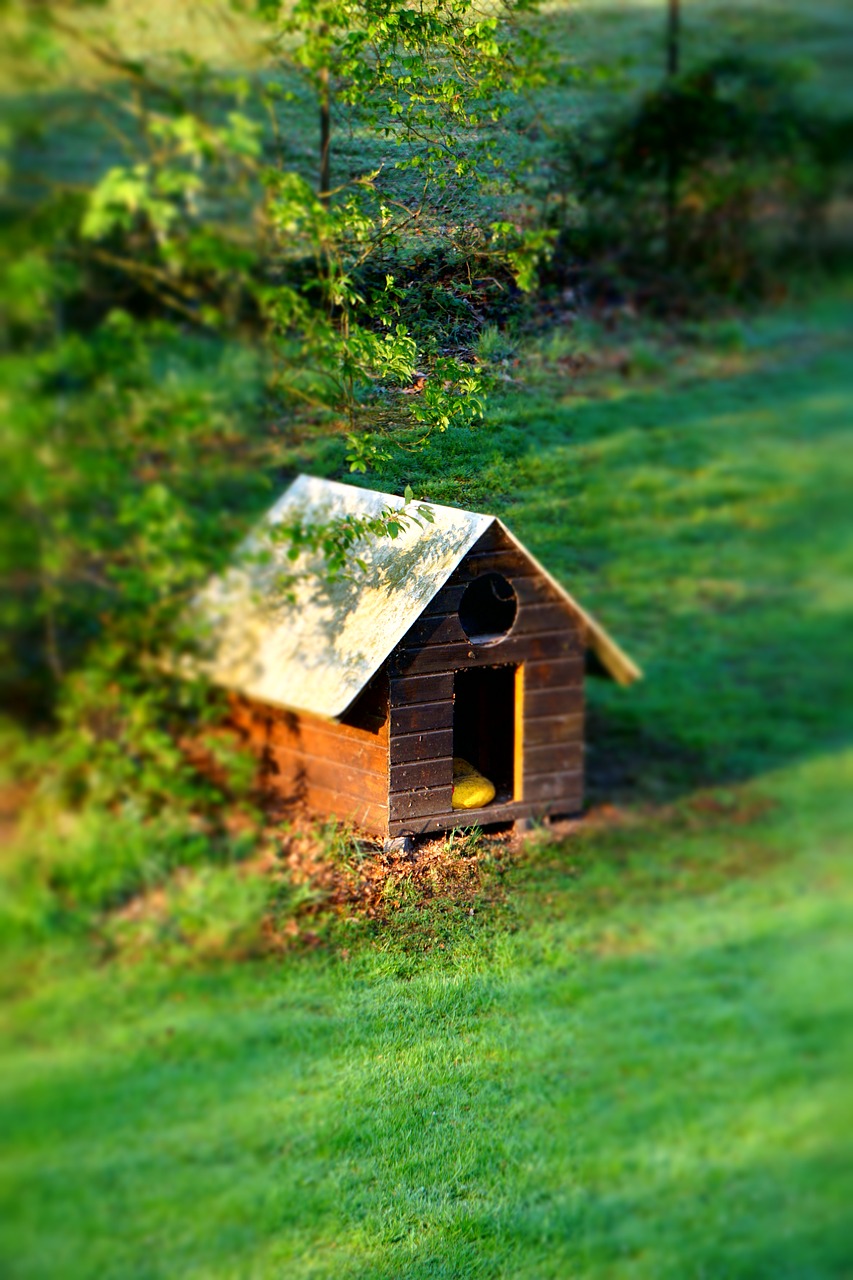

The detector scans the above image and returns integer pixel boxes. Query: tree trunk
[318,19,331,208]
[319,65,331,205]
[667,0,680,76]
[664,0,681,265]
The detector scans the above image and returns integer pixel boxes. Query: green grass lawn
[2,284,852,1278]
[541,0,853,107]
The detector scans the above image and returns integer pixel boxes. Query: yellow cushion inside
[451,757,496,810]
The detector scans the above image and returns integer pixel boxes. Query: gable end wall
[387,524,585,835]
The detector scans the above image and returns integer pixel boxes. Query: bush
[552,54,853,305]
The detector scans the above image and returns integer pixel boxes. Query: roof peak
[269,473,491,522]
[189,474,640,718]
[193,474,495,718]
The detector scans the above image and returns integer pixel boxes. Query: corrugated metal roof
[191,475,641,720]
[192,475,494,719]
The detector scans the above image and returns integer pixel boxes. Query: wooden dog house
[194,476,640,838]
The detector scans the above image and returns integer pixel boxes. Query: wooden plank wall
[228,672,391,837]
[387,524,585,836]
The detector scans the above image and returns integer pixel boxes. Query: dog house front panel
[387,524,585,836]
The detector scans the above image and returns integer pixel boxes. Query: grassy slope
[2,287,852,1278]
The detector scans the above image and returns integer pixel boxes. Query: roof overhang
[186,476,641,719]
[189,476,494,719]
[497,522,642,687]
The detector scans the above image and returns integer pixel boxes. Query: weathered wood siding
[387,524,585,835]
[229,672,390,837]
[228,526,585,838]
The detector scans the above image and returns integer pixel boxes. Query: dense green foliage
[1,0,544,818]
[553,53,853,301]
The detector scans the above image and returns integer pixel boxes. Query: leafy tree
[66,0,548,466]
[2,0,548,826]
[259,0,548,461]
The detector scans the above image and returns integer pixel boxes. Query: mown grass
[2,280,852,1277]
[541,0,853,110]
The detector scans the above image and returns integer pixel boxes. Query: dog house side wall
[387,525,586,836]
[228,674,390,837]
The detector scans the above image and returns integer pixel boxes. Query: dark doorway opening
[453,665,520,806]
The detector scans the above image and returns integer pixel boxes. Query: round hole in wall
[459,572,517,644]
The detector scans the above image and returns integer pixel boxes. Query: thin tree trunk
[318,32,331,207]
[667,0,680,76]
[319,67,331,204]
[664,0,681,265]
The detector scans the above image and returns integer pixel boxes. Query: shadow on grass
[391,315,853,808]
[369,309,853,810]
[584,599,853,805]
[525,329,853,806]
